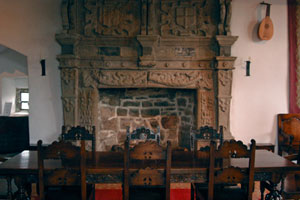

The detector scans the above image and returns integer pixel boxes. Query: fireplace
[56,0,237,150]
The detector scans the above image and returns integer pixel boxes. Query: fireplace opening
[98,88,196,151]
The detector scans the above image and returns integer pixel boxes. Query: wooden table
[0,150,299,198]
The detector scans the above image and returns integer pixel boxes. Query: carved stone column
[216,56,236,139]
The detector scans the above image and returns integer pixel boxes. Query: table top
[0,150,298,175]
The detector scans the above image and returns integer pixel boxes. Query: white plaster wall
[0,0,63,144]
[230,0,289,146]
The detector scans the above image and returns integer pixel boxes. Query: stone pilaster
[215,56,236,140]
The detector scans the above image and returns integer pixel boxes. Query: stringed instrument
[258,2,274,40]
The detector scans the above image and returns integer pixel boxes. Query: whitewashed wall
[0,0,63,144]
[0,0,289,146]
[230,0,289,146]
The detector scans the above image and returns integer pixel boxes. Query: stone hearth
[56,0,238,150]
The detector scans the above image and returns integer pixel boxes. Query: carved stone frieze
[94,71,148,87]
[148,71,213,89]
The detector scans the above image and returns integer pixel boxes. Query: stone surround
[56,0,238,150]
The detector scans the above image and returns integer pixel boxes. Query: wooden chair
[123,139,171,200]
[190,126,223,151]
[37,140,88,200]
[126,126,160,144]
[61,125,96,162]
[278,114,300,156]
[207,139,256,200]
[191,145,211,200]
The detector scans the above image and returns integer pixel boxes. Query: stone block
[142,101,153,107]
[161,116,178,129]
[100,118,118,131]
[177,98,187,107]
[123,101,140,107]
[141,109,160,117]
[117,108,128,116]
[100,107,116,120]
[129,109,139,117]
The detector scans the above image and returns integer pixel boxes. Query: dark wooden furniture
[254,143,274,152]
[123,139,171,200]
[0,116,29,154]
[61,126,96,160]
[0,150,300,200]
[208,139,256,200]
[278,114,300,156]
[37,140,87,200]
[190,126,223,151]
[126,126,160,144]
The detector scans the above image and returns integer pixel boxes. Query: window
[16,88,29,112]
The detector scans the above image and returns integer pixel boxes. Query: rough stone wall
[98,88,195,151]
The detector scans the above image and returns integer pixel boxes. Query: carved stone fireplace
[56,0,237,150]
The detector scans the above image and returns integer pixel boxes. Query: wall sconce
[246,60,251,76]
[40,59,46,76]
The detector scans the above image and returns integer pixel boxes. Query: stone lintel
[216,35,238,56]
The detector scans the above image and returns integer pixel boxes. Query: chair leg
[6,176,12,200]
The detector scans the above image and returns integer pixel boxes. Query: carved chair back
[190,126,223,151]
[278,114,300,156]
[37,140,88,200]
[207,139,256,200]
[61,125,96,161]
[126,126,160,144]
[123,139,171,200]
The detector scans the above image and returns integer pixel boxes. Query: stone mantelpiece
[56,0,237,150]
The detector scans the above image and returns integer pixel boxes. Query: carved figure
[61,0,74,32]
[219,0,232,35]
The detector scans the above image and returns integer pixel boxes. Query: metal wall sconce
[40,59,46,76]
[246,60,251,76]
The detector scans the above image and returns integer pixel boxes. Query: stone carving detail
[218,98,230,113]
[160,0,216,36]
[78,89,94,127]
[219,0,232,35]
[84,0,139,37]
[62,97,76,126]
[218,70,232,91]
[94,71,148,87]
[149,71,212,88]
[61,68,76,85]
[61,0,75,33]
[200,92,215,126]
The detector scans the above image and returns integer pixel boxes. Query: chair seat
[129,187,164,200]
[197,184,247,200]
[45,185,94,200]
